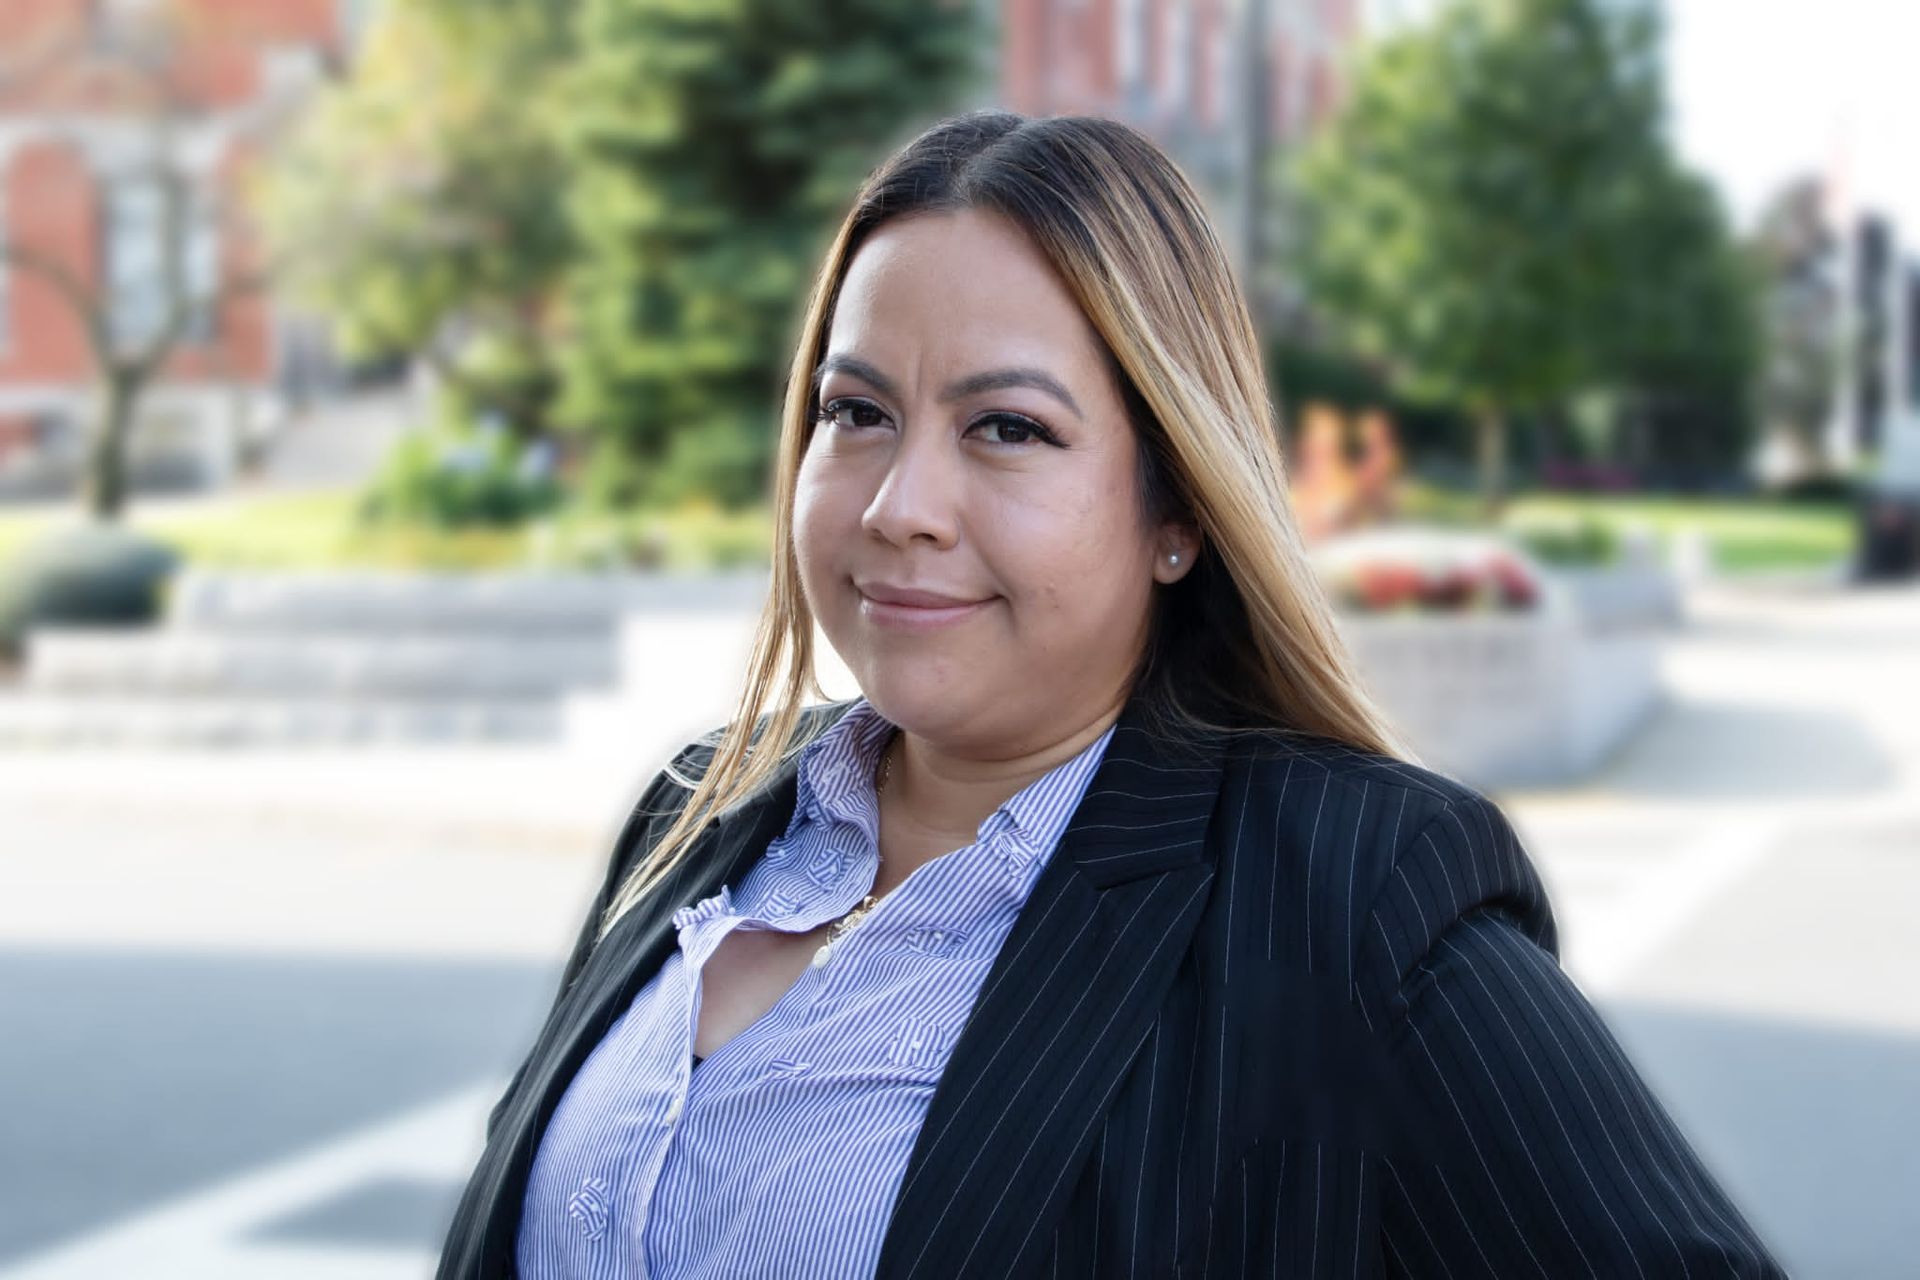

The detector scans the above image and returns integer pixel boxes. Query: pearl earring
[1169,553,1180,565]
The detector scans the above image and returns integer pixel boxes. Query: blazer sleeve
[1357,789,1789,1279]
[481,738,709,1142]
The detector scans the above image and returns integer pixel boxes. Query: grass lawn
[0,489,775,573]
[1401,482,1855,574]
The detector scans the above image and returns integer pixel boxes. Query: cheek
[1004,480,1149,630]
[792,459,843,595]
[794,441,873,524]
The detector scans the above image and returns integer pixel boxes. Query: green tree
[1292,0,1754,515]
[1599,164,1762,483]
[255,0,576,440]
[556,0,981,509]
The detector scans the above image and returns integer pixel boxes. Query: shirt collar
[792,697,1117,860]
[789,697,896,843]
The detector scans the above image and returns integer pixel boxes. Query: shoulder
[1204,722,1514,898]
[1206,725,1555,975]
[1218,723,1487,817]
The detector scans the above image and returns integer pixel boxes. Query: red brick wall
[0,138,273,386]
[1001,0,1050,113]
[0,141,99,382]
[0,0,341,114]
[0,411,39,465]
[0,0,336,393]
[0,0,92,50]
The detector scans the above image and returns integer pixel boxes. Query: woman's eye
[969,414,1056,447]
[817,398,890,430]
[815,398,1058,448]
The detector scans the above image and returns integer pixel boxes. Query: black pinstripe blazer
[439,690,1788,1279]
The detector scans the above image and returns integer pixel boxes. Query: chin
[851,667,977,736]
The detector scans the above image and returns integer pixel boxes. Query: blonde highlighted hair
[597,110,1417,940]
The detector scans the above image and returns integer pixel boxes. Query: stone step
[164,569,771,632]
[0,693,561,746]
[23,630,617,698]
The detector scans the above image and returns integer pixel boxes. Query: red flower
[1354,562,1423,609]
[1420,565,1479,610]
[1486,555,1537,608]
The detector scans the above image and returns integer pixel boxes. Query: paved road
[0,946,553,1274]
[2,577,1916,1277]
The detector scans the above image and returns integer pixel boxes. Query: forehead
[825,208,1108,384]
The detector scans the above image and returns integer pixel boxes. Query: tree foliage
[1292,0,1759,510]
[256,0,576,438]
[555,0,981,508]
[260,0,979,507]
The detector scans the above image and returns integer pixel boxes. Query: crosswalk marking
[1525,814,1779,995]
[1,1085,499,1280]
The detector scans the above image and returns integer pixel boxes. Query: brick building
[1000,0,1357,140]
[0,0,354,497]
[997,0,1363,309]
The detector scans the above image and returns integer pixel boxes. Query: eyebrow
[812,353,1085,422]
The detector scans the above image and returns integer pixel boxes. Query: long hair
[596,110,1418,940]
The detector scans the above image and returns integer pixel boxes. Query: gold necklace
[811,734,895,966]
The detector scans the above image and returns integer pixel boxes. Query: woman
[440,112,1785,1278]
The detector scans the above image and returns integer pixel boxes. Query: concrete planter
[1338,605,1662,790]
[1544,560,1683,631]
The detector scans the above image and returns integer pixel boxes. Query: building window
[1166,0,1192,115]
[104,174,218,349]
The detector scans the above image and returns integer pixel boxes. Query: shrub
[1770,472,1856,504]
[0,523,181,660]
[359,414,563,529]
[1505,513,1620,567]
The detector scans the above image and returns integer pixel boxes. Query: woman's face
[794,207,1196,755]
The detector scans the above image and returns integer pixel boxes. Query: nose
[858,423,961,551]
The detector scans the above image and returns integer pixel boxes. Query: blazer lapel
[875,692,1228,1280]
[471,705,847,1275]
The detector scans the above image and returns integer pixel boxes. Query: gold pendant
[828,894,880,941]
[813,893,880,969]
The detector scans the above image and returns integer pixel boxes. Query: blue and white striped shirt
[516,697,1116,1279]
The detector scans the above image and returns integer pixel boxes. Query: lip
[856,581,990,608]
[855,581,996,630]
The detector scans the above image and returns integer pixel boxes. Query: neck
[872,692,1125,884]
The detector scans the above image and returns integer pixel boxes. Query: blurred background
[0,0,1914,1275]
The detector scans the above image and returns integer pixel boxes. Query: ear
[1151,521,1203,585]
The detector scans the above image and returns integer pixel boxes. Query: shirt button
[665,1093,685,1123]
